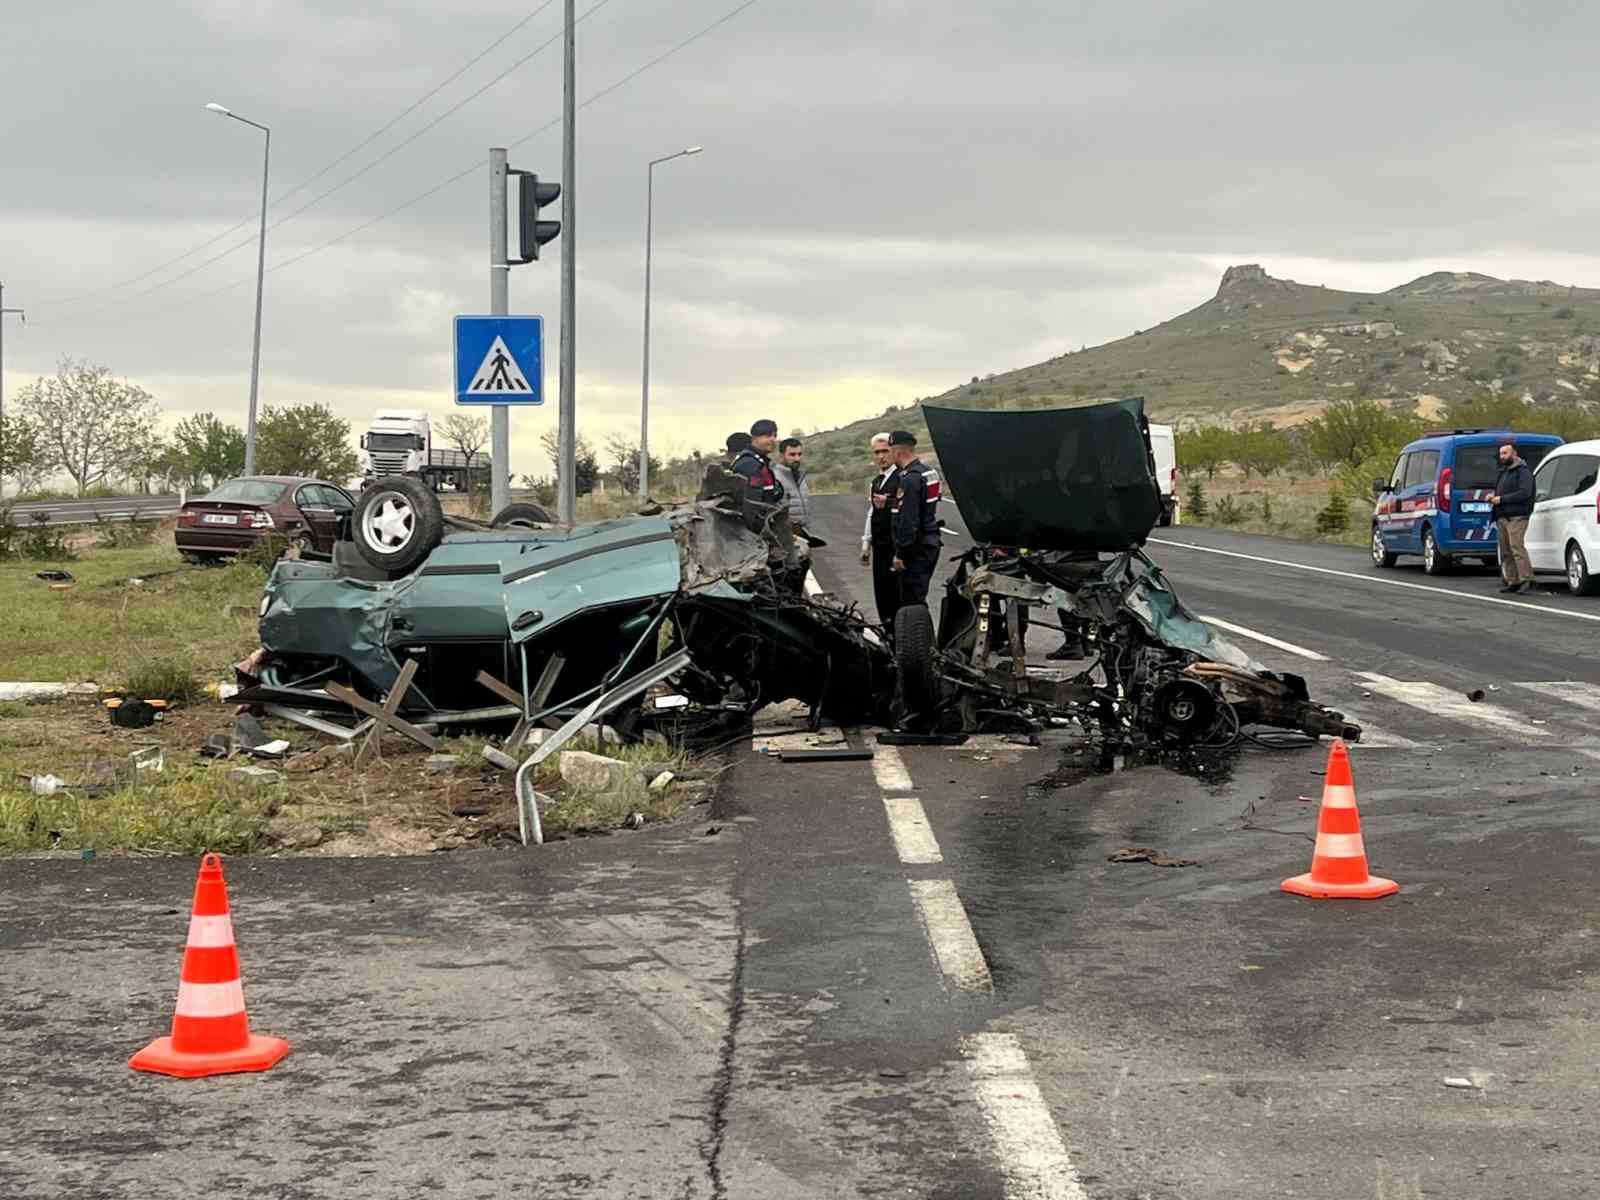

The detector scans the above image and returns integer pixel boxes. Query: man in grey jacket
[772,437,813,533]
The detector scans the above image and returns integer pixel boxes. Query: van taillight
[1437,466,1452,510]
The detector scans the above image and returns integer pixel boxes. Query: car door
[1376,452,1410,553]
[314,485,355,551]
[1399,449,1436,552]
[1524,455,1569,570]
[1544,454,1599,573]
[293,485,342,551]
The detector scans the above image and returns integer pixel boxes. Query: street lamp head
[684,146,703,156]
[205,102,232,115]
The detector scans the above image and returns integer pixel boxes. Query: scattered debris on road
[1107,846,1200,868]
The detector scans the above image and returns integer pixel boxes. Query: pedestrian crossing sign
[453,315,544,406]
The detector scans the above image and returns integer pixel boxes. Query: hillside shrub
[1185,479,1208,520]
[1214,495,1242,525]
[1314,492,1351,535]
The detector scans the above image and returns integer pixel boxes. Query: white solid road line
[1514,680,1600,715]
[1355,672,1550,739]
[872,744,915,792]
[883,796,943,864]
[1150,537,1600,625]
[964,1033,1086,1200]
[908,879,994,993]
[1198,614,1329,661]
[1335,709,1422,750]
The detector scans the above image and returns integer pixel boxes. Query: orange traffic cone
[130,853,290,1078]
[1281,739,1399,900]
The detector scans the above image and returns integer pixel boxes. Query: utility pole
[489,148,511,516]
[0,282,23,495]
[558,0,577,524]
[639,147,702,499]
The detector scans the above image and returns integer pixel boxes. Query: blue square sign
[454,315,544,406]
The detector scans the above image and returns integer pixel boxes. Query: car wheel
[1567,542,1600,596]
[1421,526,1450,575]
[351,476,444,573]
[1371,526,1397,568]
[893,603,938,719]
[490,502,554,528]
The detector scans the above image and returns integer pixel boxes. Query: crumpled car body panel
[923,398,1162,551]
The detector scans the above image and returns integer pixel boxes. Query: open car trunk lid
[923,398,1162,551]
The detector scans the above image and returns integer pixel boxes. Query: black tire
[1370,525,1397,568]
[351,475,444,573]
[490,501,554,528]
[1421,526,1451,575]
[894,603,938,717]
[1157,501,1174,528]
[1568,542,1600,596]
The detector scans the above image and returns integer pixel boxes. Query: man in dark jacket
[888,430,942,607]
[1489,441,1535,593]
[732,419,785,507]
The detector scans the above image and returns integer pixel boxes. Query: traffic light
[512,170,561,263]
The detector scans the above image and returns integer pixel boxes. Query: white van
[1525,438,1600,594]
[1149,423,1178,526]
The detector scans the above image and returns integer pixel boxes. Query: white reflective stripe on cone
[1321,784,1357,809]
[175,979,246,1018]
[1314,832,1366,858]
[185,914,236,948]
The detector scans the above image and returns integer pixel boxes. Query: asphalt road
[5,494,1600,1198]
[6,494,180,525]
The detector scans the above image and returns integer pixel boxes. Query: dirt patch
[0,698,711,857]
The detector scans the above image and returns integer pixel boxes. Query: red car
[175,476,355,563]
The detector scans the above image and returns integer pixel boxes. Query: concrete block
[226,765,281,787]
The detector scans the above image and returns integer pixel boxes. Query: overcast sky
[6,0,1600,477]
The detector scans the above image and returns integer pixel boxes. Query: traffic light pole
[489,148,510,517]
[557,0,577,525]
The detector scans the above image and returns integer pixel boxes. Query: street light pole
[638,146,702,499]
[206,102,270,476]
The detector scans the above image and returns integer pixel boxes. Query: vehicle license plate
[202,514,238,525]
[1460,502,1491,514]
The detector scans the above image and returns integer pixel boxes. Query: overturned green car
[247,398,1357,750]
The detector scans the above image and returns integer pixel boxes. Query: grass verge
[0,538,265,683]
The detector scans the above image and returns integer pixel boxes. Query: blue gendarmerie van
[1370,429,1563,574]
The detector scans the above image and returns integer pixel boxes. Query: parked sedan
[175,476,354,562]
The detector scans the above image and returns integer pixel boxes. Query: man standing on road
[771,436,815,594]
[772,438,813,535]
[1489,440,1535,594]
[732,419,785,508]
[860,433,901,626]
[888,430,942,611]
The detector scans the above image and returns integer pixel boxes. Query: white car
[1526,438,1600,594]
[1149,422,1178,526]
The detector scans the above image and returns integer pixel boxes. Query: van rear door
[1450,443,1501,546]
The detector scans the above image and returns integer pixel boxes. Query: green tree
[539,428,599,497]
[0,412,43,493]
[1444,391,1600,443]
[1314,491,1351,535]
[1301,397,1421,468]
[16,359,162,495]
[255,403,360,481]
[166,412,246,488]
[1185,477,1208,520]
[1177,424,1231,480]
[1230,422,1293,478]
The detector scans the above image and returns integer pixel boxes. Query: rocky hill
[803,264,1600,484]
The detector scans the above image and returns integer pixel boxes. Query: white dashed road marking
[908,879,994,993]
[1151,536,1600,625]
[883,796,943,864]
[964,1033,1087,1200]
[872,744,915,792]
[1355,672,1550,739]
[1514,680,1600,714]
[1199,614,1329,661]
